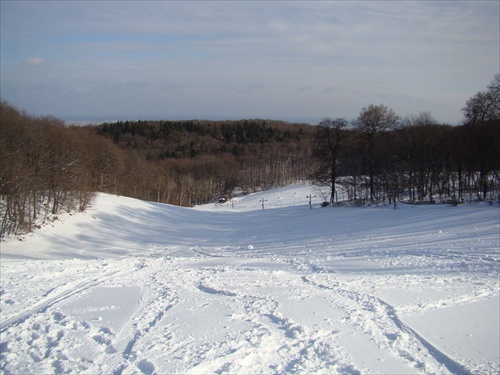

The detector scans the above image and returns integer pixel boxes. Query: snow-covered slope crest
[1,186,499,374]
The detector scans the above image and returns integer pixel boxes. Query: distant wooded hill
[93,119,316,202]
[96,118,312,160]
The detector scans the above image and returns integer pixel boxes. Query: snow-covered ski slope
[1,184,499,374]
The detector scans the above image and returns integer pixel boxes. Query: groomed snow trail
[1,186,499,374]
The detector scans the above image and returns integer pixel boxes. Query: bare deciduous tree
[462,74,500,125]
[310,117,349,204]
[355,104,399,203]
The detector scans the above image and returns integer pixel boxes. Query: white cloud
[24,57,45,65]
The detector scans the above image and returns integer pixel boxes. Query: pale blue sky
[1,1,499,124]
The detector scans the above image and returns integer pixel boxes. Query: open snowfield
[1,184,499,374]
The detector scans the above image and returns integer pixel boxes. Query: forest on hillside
[1,75,499,237]
[311,113,499,205]
[94,118,315,196]
[0,105,317,236]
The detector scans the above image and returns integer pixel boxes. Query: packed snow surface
[1,184,499,374]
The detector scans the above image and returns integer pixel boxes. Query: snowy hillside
[1,184,499,374]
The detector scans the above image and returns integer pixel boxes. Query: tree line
[1,103,94,236]
[311,75,500,205]
[0,107,314,237]
[93,118,314,200]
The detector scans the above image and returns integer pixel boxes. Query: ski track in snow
[1,185,499,374]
